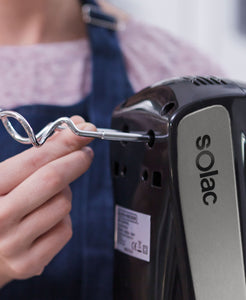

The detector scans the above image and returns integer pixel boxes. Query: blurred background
[108,0,246,81]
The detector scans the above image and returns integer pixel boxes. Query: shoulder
[117,19,223,92]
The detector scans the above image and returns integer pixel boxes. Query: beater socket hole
[121,124,129,146]
[147,130,155,148]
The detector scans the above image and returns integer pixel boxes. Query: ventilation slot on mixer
[141,169,149,182]
[185,76,228,87]
[113,161,127,177]
[113,161,120,176]
[121,165,127,177]
[152,171,162,188]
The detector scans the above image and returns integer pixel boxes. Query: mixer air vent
[184,76,228,87]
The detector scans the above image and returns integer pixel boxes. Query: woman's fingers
[30,215,73,273]
[2,215,73,280]
[0,116,96,195]
[9,187,72,253]
[0,187,72,257]
[0,116,96,285]
[5,146,93,222]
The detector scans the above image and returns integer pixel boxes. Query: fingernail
[81,146,94,159]
[83,123,96,131]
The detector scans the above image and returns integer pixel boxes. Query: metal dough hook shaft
[0,109,155,147]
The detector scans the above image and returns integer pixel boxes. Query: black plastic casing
[111,76,246,300]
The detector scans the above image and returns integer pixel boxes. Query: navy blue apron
[0,2,134,299]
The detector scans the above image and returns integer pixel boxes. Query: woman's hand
[0,116,96,287]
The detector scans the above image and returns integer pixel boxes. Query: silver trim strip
[177,105,246,300]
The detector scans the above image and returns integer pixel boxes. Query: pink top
[0,19,221,109]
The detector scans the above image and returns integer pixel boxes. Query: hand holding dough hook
[0,110,152,147]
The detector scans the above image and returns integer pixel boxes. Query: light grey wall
[108,0,246,81]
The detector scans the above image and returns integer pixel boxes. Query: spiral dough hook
[0,110,158,147]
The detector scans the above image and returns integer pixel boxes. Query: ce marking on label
[131,241,141,253]
[131,241,148,255]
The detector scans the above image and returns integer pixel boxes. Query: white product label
[114,205,151,262]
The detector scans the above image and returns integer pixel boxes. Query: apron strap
[84,4,134,127]
[78,4,134,298]
[82,3,123,31]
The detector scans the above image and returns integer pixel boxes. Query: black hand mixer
[111,76,246,300]
[1,76,246,299]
